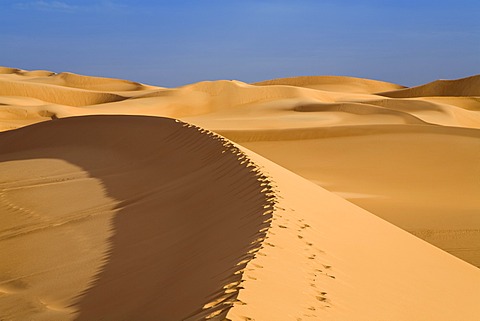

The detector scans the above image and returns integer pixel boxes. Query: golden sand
[0,67,479,320]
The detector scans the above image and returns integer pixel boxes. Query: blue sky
[1,0,479,87]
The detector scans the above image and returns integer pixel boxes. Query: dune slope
[219,124,480,267]
[228,146,480,320]
[379,74,480,97]
[253,75,406,93]
[0,115,274,320]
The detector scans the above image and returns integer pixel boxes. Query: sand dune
[362,98,480,128]
[253,75,406,93]
[0,67,148,92]
[380,74,480,97]
[220,124,480,267]
[0,116,274,320]
[22,72,147,92]
[0,67,55,77]
[0,67,479,320]
[0,77,126,107]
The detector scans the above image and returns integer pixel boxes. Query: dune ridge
[0,116,275,320]
[0,67,55,77]
[0,67,147,91]
[22,72,146,92]
[0,78,126,106]
[379,74,480,97]
[253,75,406,93]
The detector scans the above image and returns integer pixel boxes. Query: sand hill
[379,74,480,97]
[0,67,479,320]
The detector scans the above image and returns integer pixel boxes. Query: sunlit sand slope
[228,147,480,321]
[379,75,480,97]
[220,124,480,267]
[253,75,406,93]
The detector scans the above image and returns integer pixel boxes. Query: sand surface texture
[1,67,479,320]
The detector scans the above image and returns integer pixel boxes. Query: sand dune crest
[0,77,126,106]
[0,67,55,77]
[380,74,480,97]
[23,72,147,92]
[254,75,406,93]
[0,116,275,320]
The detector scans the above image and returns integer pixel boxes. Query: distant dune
[0,78,126,107]
[1,67,479,320]
[253,75,406,93]
[22,72,146,92]
[379,74,480,97]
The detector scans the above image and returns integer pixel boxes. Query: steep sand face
[0,116,274,320]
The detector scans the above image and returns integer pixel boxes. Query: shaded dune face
[0,115,274,320]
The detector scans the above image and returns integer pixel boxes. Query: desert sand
[0,67,479,320]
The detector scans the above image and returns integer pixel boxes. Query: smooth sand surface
[379,75,480,97]
[1,67,479,320]
[228,147,480,321]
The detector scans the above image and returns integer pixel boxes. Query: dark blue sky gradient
[1,0,479,87]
